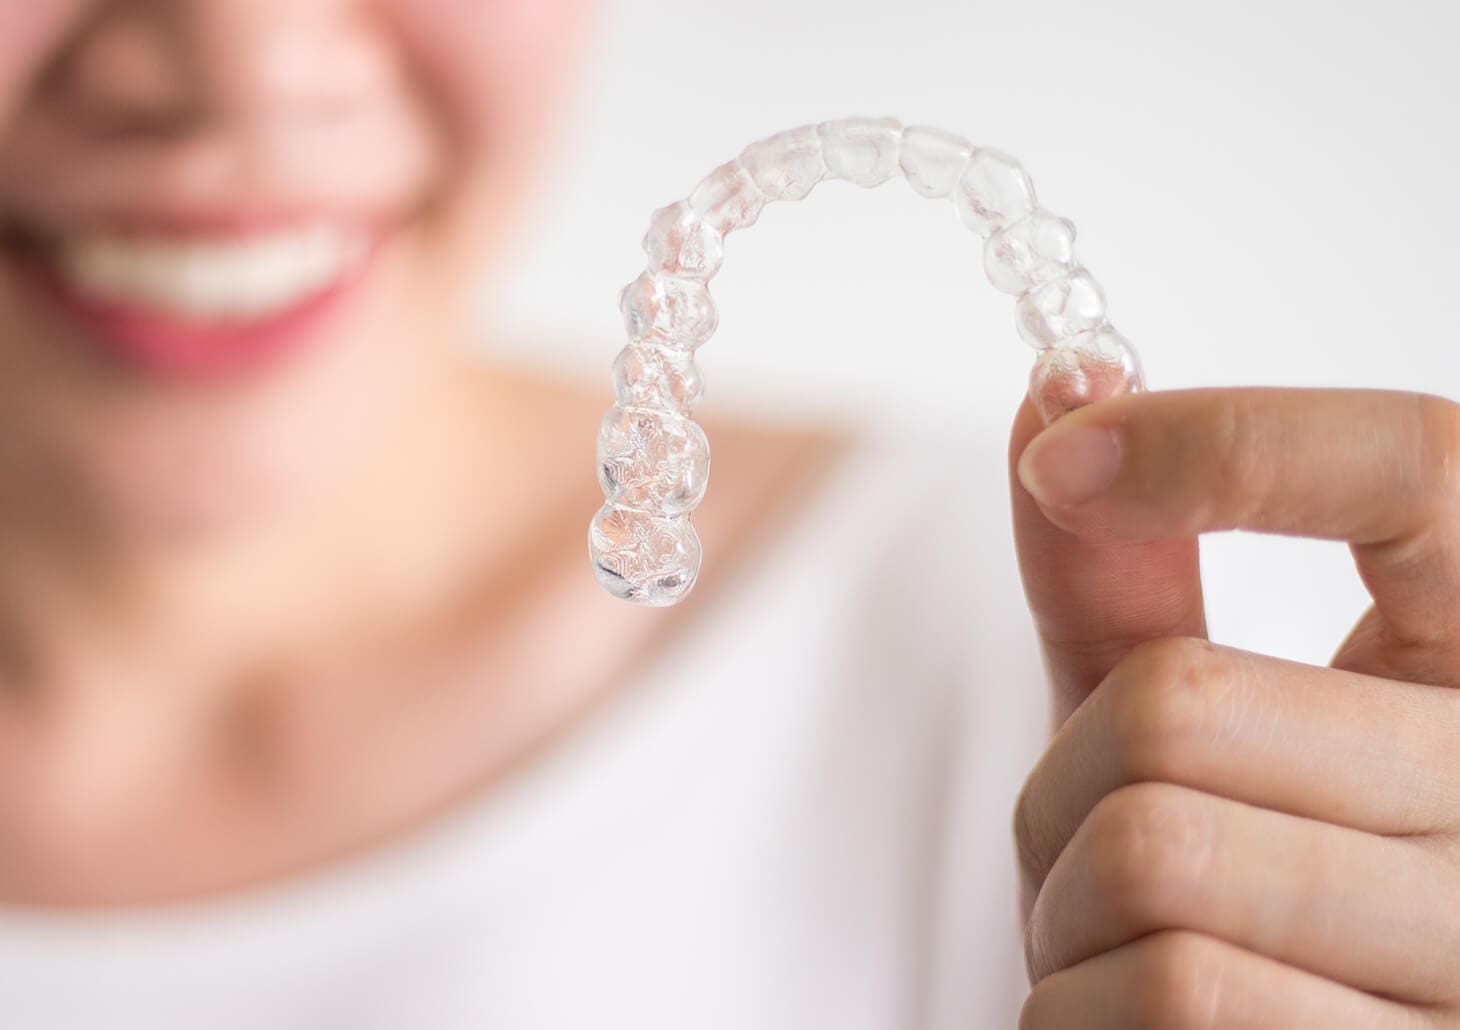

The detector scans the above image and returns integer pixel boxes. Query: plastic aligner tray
[592,117,1145,606]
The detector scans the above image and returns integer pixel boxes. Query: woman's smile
[2,213,385,377]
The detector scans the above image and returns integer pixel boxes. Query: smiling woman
[0,0,866,897]
[0,4,1040,1026]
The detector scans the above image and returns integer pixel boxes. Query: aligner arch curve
[592,117,1145,606]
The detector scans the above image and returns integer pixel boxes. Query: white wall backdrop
[485,0,1460,666]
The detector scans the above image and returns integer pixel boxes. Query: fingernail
[1018,425,1122,508]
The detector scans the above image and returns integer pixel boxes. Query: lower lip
[5,243,377,380]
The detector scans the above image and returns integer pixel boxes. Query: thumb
[1008,396,1207,726]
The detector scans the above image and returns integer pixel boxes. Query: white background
[487,0,1460,667]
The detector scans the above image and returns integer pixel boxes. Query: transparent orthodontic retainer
[591,117,1146,607]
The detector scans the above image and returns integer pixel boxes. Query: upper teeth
[52,223,370,320]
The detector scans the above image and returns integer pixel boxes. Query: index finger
[1009,396,1207,724]
[1018,387,1460,683]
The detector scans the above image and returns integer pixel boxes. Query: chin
[119,430,311,545]
[2,332,422,553]
[55,396,351,548]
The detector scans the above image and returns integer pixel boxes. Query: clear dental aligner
[592,117,1146,606]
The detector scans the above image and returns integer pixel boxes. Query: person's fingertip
[1017,424,1122,509]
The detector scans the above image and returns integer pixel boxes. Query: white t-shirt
[0,429,1049,1029]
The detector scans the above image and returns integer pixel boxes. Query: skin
[0,0,842,905]
[1011,387,1460,1027]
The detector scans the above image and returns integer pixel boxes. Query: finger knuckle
[1012,777,1056,887]
[1136,930,1224,1030]
[1106,637,1233,781]
[1083,782,1211,925]
[1018,979,1059,1030]
[1021,930,1226,1030]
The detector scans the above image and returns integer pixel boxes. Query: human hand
[1009,387,1460,1027]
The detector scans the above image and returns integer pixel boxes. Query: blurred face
[0,0,589,542]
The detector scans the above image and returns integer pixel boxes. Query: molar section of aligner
[592,378,712,604]
[1028,325,1145,425]
[740,125,828,203]
[817,117,904,188]
[589,502,704,607]
[597,405,711,515]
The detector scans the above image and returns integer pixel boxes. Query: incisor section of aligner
[593,117,1146,606]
